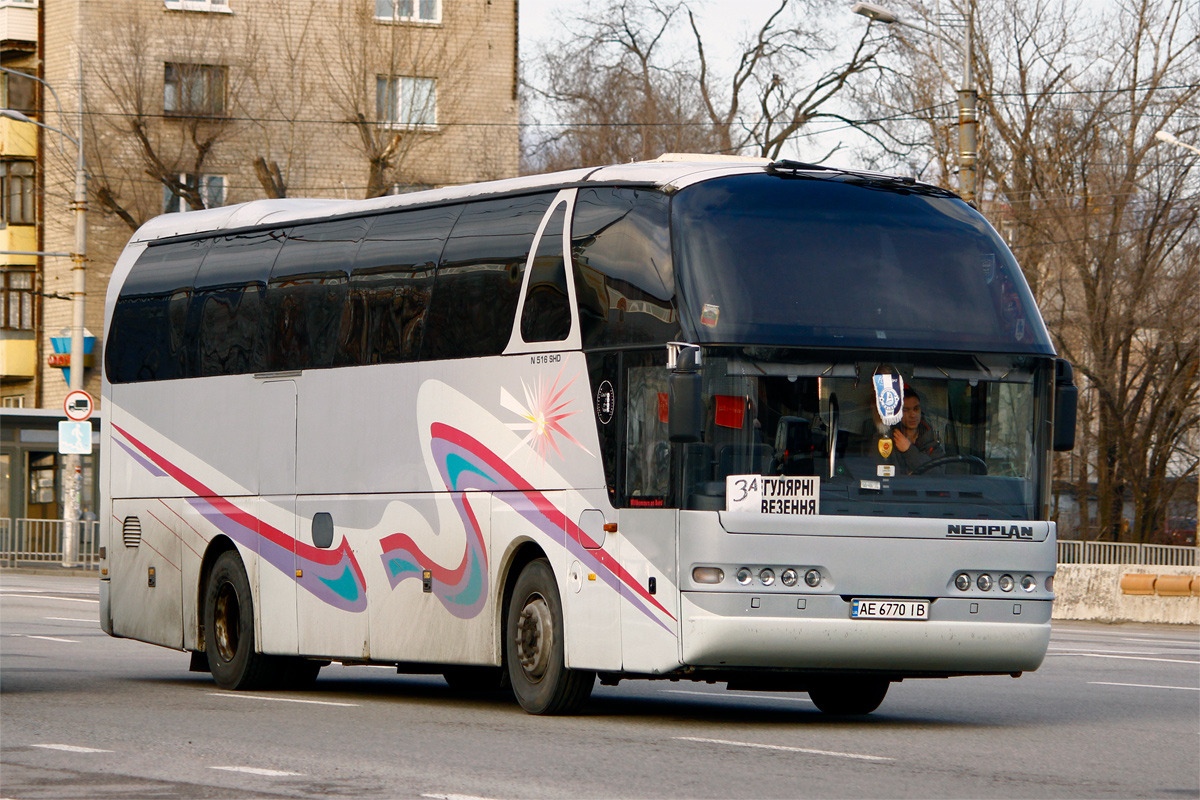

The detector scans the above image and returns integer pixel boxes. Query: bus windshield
[649,348,1052,520]
[671,173,1054,355]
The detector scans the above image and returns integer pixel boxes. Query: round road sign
[64,389,93,422]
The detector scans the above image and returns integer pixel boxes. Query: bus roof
[129,157,946,244]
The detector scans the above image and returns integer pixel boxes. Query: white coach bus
[99,156,1076,715]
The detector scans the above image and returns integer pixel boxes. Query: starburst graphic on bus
[500,366,592,463]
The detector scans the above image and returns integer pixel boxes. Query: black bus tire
[505,558,594,715]
[203,550,274,690]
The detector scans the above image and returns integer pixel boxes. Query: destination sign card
[726,475,820,515]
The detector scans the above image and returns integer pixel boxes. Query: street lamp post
[852,1,979,205]
[1,68,87,566]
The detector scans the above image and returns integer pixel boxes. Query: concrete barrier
[1053,564,1200,625]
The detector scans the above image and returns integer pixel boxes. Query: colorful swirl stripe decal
[111,423,367,613]
[379,423,675,632]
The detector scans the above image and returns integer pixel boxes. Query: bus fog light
[804,569,821,588]
[692,567,724,584]
[1045,575,1054,592]
[976,574,993,591]
[955,573,971,591]
[759,568,775,586]
[1021,575,1037,592]
[736,568,753,586]
[781,568,798,587]
[998,574,1015,592]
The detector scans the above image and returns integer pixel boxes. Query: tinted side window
[571,188,679,349]
[346,205,459,365]
[520,203,571,343]
[424,194,553,359]
[191,229,286,377]
[264,219,367,371]
[106,239,209,383]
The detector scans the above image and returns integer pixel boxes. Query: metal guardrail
[0,518,1194,570]
[0,518,100,569]
[1058,540,1197,567]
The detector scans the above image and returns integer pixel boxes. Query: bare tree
[523,0,892,172]
[85,4,261,229]
[868,0,1200,541]
[242,0,326,199]
[324,0,482,198]
[524,1,721,171]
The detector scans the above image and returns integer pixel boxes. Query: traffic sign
[64,389,93,422]
[58,420,92,454]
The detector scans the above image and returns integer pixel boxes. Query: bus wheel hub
[515,596,552,680]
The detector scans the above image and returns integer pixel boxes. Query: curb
[1,566,99,580]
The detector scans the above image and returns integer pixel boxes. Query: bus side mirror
[1053,358,1077,452]
[668,347,703,443]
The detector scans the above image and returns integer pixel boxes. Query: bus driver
[893,389,945,474]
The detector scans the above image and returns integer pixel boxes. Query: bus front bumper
[680,592,1052,674]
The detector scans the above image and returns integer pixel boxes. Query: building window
[2,269,34,331]
[1,70,37,115]
[374,0,439,23]
[0,161,35,225]
[164,63,226,116]
[163,0,232,12]
[376,76,437,128]
[164,174,226,213]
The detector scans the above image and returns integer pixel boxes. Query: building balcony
[0,116,36,158]
[0,224,36,266]
[0,329,36,378]
[0,1,37,52]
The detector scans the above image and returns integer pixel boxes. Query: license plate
[851,599,929,620]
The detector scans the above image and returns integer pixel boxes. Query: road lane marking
[675,736,893,762]
[1048,646,1187,655]
[31,744,112,753]
[0,593,98,604]
[663,689,813,703]
[23,634,78,643]
[1046,653,1199,665]
[421,794,504,800]
[211,766,301,777]
[1089,681,1200,692]
[209,692,358,707]
[45,617,95,623]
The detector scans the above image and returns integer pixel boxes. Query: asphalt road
[2,570,1197,799]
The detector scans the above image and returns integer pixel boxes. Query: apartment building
[1,0,520,523]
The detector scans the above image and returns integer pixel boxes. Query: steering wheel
[912,454,989,475]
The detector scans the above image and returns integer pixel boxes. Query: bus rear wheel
[204,550,274,690]
[807,677,890,715]
[505,558,594,715]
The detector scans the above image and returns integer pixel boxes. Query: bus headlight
[998,574,1015,592]
[804,569,821,588]
[1045,575,1054,592]
[955,573,971,591]
[781,568,798,587]
[977,573,993,591]
[759,568,775,586]
[692,567,724,584]
[1021,574,1037,592]
[736,568,753,586]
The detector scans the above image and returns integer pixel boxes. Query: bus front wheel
[807,677,890,715]
[203,550,274,690]
[505,558,594,715]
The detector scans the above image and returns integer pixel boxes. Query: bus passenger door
[564,508,621,671]
[255,379,298,656]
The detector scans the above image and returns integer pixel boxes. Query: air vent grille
[122,516,142,548]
